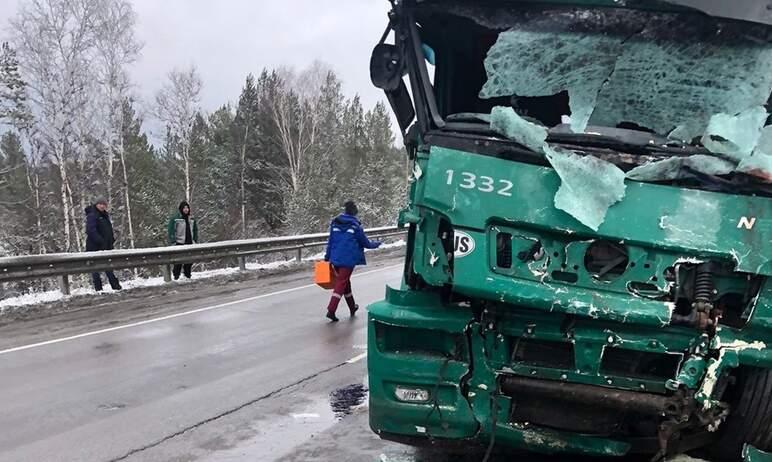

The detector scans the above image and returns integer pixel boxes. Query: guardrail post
[238,257,246,271]
[296,248,303,262]
[58,275,70,296]
[162,265,172,283]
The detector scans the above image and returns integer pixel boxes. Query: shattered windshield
[477,8,772,138]
[414,3,772,229]
[421,4,772,136]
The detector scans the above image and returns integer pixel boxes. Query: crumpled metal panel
[418,146,772,276]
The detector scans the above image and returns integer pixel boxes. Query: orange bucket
[314,261,336,290]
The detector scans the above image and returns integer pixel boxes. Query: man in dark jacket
[167,201,199,279]
[85,197,121,291]
[323,201,382,322]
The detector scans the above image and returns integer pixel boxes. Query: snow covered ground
[0,240,405,313]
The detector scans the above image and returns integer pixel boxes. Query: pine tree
[338,95,367,190]
[234,74,259,237]
[0,132,34,254]
[353,102,406,226]
[120,100,166,248]
[248,70,287,232]
[0,42,31,128]
[192,105,240,242]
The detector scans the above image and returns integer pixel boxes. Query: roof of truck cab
[412,0,772,26]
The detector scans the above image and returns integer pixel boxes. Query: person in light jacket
[167,201,199,280]
[85,197,121,291]
[323,201,382,322]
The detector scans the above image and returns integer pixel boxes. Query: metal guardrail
[0,226,406,295]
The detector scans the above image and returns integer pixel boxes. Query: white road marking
[346,352,368,364]
[291,413,320,420]
[0,265,400,356]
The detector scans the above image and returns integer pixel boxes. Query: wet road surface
[0,260,707,462]
[0,263,401,461]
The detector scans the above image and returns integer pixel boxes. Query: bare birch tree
[94,0,141,248]
[269,64,328,195]
[10,0,103,251]
[155,66,203,202]
[25,133,46,254]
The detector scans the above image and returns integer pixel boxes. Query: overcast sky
[0,0,393,135]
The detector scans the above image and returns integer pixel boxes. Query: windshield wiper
[441,116,708,157]
[546,132,711,158]
[680,167,772,196]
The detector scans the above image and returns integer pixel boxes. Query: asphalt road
[0,262,414,462]
[0,259,706,462]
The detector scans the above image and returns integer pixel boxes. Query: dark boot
[326,311,340,323]
[92,273,103,292]
[107,272,121,290]
[344,292,358,316]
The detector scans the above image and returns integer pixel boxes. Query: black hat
[344,201,358,216]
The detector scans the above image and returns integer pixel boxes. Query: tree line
[0,0,406,260]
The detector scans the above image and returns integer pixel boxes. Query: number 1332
[446,170,513,197]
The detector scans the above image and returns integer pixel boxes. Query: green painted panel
[745,445,772,462]
[418,146,771,276]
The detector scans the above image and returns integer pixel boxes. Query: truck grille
[600,348,682,381]
[511,338,575,369]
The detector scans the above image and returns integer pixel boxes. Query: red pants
[327,266,356,314]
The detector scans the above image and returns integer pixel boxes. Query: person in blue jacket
[324,201,382,322]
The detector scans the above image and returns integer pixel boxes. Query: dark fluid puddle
[329,383,368,419]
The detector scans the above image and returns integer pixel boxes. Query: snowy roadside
[0,240,406,314]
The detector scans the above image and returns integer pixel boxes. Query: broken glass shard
[592,20,772,139]
[738,154,772,183]
[701,107,768,162]
[742,125,772,182]
[753,125,772,157]
[489,106,548,151]
[477,8,772,139]
[479,11,636,133]
[544,145,627,231]
[669,125,696,142]
[626,155,737,181]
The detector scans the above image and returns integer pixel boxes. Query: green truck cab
[367,1,772,460]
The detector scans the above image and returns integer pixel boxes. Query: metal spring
[694,267,714,303]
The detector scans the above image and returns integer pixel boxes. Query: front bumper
[368,287,640,456]
[368,286,771,456]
